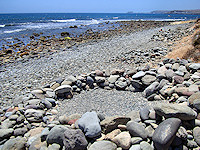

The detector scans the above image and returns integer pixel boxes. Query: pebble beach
[0,20,200,150]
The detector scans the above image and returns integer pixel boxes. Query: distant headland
[151,9,200,15]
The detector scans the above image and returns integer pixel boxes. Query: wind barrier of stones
[0,58,200,150]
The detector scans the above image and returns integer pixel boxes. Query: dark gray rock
[131,80,144,91]
[154,103,197,120]
[126,121,147,139]
[171,136,182,147]
[144,81,159,97]
[86,76,94,88]
[46,125,68,147]
[54,85,73,97]
[63,128,88,150]
[78,111,101,138]
[88,140,117,150]
[152,118,181,150]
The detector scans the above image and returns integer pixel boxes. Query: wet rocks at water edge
[0,20,173,66]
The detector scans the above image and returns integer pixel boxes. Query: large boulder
[152,118,181,150]
[154,103,197,120]
[78,111,101,138]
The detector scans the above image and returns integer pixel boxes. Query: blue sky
[0,0,199,13]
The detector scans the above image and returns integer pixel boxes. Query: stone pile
[117,47,168,65]
[0,58,200,150]
[151,26,194,42]
[117,25,194,65]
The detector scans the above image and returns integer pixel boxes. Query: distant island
[151,9,200,15]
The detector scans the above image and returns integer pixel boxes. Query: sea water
[0,13,200,49]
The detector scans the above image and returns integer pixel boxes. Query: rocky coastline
[0,20,200,150]
[0,20,171,66]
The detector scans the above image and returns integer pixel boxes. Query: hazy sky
[0,0,199,13]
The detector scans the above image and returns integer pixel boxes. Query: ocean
[0,13,200,49]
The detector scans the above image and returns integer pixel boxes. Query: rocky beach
[0,20,200,150]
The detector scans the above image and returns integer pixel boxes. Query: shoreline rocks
[0,20,173,66]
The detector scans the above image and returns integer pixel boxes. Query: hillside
[166,19,200,62]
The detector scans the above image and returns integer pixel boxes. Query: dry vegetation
[166,19,200,62]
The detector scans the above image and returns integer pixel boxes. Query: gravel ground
[56,88,165,117]
[0,23,193,116]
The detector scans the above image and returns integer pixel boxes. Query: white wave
[4,29,26,34]
[113,17,119,19]
[0,25,5,28]
[85,19,101,25]
[51,19,76,22]
[153,19,185,21]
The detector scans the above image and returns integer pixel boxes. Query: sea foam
[4,29,26,34]
[51,19,76,22]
